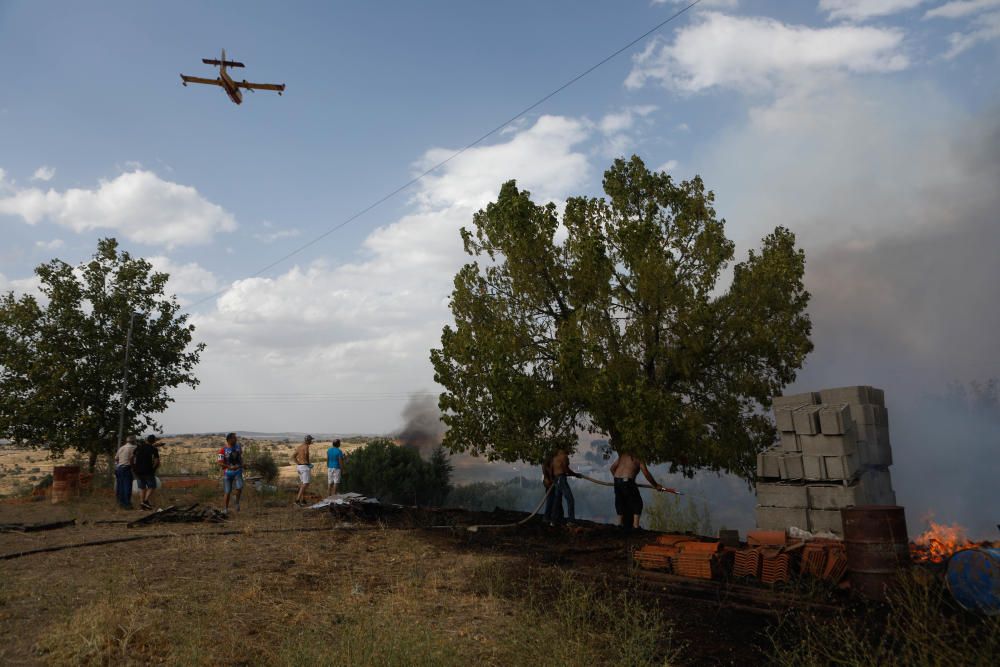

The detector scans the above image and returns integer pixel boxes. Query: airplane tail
[203,58,245,68]
[204,50,244,68]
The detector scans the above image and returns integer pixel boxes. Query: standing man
[610,451,675,531]
[132,434,160,511]
[293,435,313,506]
[114,435,138,509]
[326,438,346,496]
[218,432,244,514]
[543,448,580,525]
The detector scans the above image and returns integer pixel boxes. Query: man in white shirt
[114,435,138,509]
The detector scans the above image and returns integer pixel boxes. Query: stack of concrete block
[755,386,896,536]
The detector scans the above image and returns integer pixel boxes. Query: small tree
[431,156,812,480]
[342,439,452,506]
[0,238,204,470]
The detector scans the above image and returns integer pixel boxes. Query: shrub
[342,439,451,506]
[243,441,278,483]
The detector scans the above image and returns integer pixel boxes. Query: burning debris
[911,519,974,563]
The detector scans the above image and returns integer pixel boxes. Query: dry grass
[1,505,682,667]
[769,569,1000,667]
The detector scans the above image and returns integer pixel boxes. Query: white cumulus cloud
[819,0,930,21]
[925,0,1000,18]
[625,12,908,93]
[31,166,55,182]
[168,116,594,432]
[147,256,219,296]
[34,239,64,250]
[0,169,237,248]
[942,9,1000,55]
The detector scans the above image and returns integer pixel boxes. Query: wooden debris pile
[127,504,228,528]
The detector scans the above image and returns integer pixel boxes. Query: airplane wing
[180,74,222,87]
[235,81,286,93]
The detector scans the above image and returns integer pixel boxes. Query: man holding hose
[610,452,675,531]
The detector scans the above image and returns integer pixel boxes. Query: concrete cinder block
[869,387,885,407]
[802,455,826,480]
[819,386,872,405]
[755,505,808,532]
[799,431,858,456]
[780,431,801,452]
[819,403,854,435]
[807,509,844,536]
[778,453,804,480]
[757,482,809,508]
[866,436,893,466]
[793,405,822,435]
[757,449,781,479]
[808,483,864,509]
[823,453,859,481]
[775,405,806,432]
[850,404,888,426]
[858,467,894,505]
[773,392,819,409]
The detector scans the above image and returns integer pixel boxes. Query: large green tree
[0,238,204,469]
[431,156,812,480]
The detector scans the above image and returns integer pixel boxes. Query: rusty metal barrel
[51,465,81,503]
[841,505,911,599]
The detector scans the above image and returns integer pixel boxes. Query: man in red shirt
[218,432,244,515]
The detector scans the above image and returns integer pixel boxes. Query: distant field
[0,436,368,496]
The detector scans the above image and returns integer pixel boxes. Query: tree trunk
[88,450,98,472]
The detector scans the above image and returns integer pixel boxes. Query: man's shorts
[297,465,311,484]
[223,472,244,494]
[614,478,643,516]
[327,468,342,485]
[136,474,157,490]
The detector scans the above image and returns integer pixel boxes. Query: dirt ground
[0,479,814,666]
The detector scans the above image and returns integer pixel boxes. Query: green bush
[243,441,278,483]
[342,439,451,506]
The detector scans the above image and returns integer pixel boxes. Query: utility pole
[116,312,139,451]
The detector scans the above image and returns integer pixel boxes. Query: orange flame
[910,516,973,563]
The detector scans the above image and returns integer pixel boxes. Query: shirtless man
[610,452,674,531]
[293,435,314,506]
[543,448,580,525]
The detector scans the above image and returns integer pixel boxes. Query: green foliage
[243,441,279,483]
[342,439,452,506]
[0,238,203,466]
[432,156,812,479]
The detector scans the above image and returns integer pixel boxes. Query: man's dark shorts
[614,477,643,516]
[136,474,157,490]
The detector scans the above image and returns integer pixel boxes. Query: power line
[189,0,701,309]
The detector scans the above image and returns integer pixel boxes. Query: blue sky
[2,2,999,527]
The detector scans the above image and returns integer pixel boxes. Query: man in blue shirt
[326,439,346,496]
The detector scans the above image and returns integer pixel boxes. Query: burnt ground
[0,486,843,666]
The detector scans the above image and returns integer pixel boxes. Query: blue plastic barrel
[946,548,1000,616]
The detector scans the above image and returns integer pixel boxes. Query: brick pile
[634,529,849,585]
[756,385,897,536]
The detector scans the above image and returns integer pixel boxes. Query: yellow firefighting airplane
[180,49,285,105]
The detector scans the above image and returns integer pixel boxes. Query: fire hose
[450,474,682,532]
[575,473,683,495]
[445,484,554,532]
